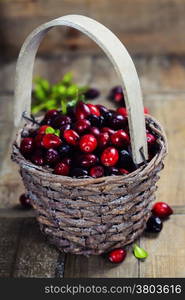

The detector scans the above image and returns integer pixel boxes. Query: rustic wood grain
[1,0,185,58]
[140,215,185,277]
[0,218,22,277]
[12,218,62,278]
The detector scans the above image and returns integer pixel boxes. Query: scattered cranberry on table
[152,202,173,219]
[107,248,127,264]
[19,193,32,209]
[146,215,163,233]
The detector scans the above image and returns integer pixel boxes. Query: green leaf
[45,127,55,134]
[57,85,67,96]
[61,99,67,115]
[54,129,60,137]
[133,244,148,259]
[62,72,73,85]
[66,84,78,98]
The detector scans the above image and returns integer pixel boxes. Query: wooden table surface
[0,54,185,278]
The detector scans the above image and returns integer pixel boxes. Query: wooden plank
[0,218,22,278]
[140,215,185,277]
[12,218,63,278]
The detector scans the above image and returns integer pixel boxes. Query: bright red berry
[79,134,97,153]
[101,147,119,167]
[97,132,110,148]
[64,129,80,146]
[19,193,32,209]
[108,248,127,264]
[90,165,105,178]
[77,153,98,168]
[114,93,123,102]
[152,202,173,218]
[42,134,62,149]
[117,107,127,117]
[147,133,156,145]
[87,104,100,116]
[75,101,91,119]
[20,137,34,156]
[37,125,50,134]
[54,162,70,176]
[75,119,91,134]
[144,107,149,114]
[111,129,130,147]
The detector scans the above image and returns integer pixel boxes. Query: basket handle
[14,14,148,164]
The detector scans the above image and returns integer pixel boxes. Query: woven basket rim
[12,114,167,186]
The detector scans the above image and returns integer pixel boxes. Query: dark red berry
[87,114,104,127]
[114,93,123,102]
[147,133,156,145]
[84,88,100,99]
[64,129,79,146]
[152,202,173,219]
[87,104,100,116]
[119,150,136,172]
[45,149,60,166]
[19,193,32,209]
[58,144,73,157]
[38,125,50,134]
[75,101,91,120]
[117,107,127,117]
[101,127,115,135]
[101,147,119,167]
[75,119,91,134]
[52,115,71,129]
[108,248,127,264]
[54,162,70,176]
[20,137,34,156]
[97,132,110,148]
[89,127,100,137]
[146,215,163,233]
[90,165,104,178]
[77,154,99,168]
[34,134,44,148]
[109,86,125,106]
[70,167,88,177]
[105,166,120,176]
[108,113,127,130]
[111,129,130,147]
[79,134,97,153]
[31,150,45,166]
[96,105,109,117]
[42,134,62,149]
[60,124,71,137]
[42,110,60,125]
[62,157,72,166]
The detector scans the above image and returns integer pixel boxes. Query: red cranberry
[89,127,100,137]
[58,144,73,157]
[87,104,100,116]
[105,166,120,176]
[62,157,72,166]
[119,150,136,172]
[87,114,104,127]
[60,124,71,137]
[108,113,127,130]
[144,107,150,114]
[84,88,100,99]
[90,165,104,178]
[19,193,32,209]
[75,119,91,134]
[109,86,125,106]
[52,115,71,129]
[77,154,99,168]
[42,134,62,149]
[152,202,173,218]
[45,149,60,166]
[75,101,91,119]
[108,248,127,264]
[101,127,115,135]
[42,110,60,125]
[119,168,129,175]
[31,150,45,166]
[117,107,127,117]
[70,167,88,177]
[20,137,34,156]
[147,133,156,145]
[111,129,130,147]
[114,93,123,102]
[54,162,70,176]
[101,147,119,167]
[97,132,110,148]
[64,129,79,146]
[34,134,44,148]
[38,125,50,134]
[79,134,97,153]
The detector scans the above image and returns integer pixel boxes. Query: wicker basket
[12,15,167,255]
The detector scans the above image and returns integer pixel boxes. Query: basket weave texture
[12,115,167,255]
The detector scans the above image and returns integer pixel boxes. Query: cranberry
[87,114,104,127]
[97,132,110,148]
[67,106,76,120]
[108,113,127,130]
[64,129,79,146]
[62,157,72,166]
[101,147,119,167]
[58,144,73,157]
[38,125,50,135]
[105,166,120,176]
[117,107,127,117]
[75,119,91,134]
[45,149,60,166]
[145,216,163,233]
[119,168,129,175]
[144,107,149,114]
[77,154,99,168]
[42,134,62,149]
[89,127,100,137]
[111,130,130,147]
[114,93,123,102]
[109,86,125,106]
[108,248,127,264]
[54,162,70,176]
[79,134,97,153]
[31,150,45,166]
[20,137,34,156]
[84,88,100,99]
[42,109,60,125]
[60,124,71,137]
[87,104,100,116]
[101,127,115,135]
[19,193,32,209]
[70,167,88,177]
[34,134,44,148]
[152,202,173,219]
[52,115,71,129]
[75,101,91,119]
[119,150,136,172]
[90,165,104,178]
[97,105,109,117]
[111,86,123,95]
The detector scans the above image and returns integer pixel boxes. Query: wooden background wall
[1,0,185,59]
